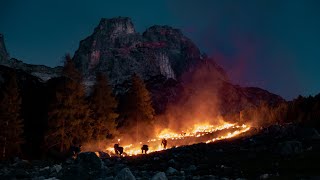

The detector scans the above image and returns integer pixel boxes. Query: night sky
[1,0,320,100]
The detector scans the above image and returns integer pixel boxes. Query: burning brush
[103,122,251,157]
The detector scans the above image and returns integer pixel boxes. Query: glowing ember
[105,122,251,156]
[158,123,236,139]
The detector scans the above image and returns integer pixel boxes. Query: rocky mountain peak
[73,17,207,84]
[0,34,9,63]
[0,34,62,81]
[95,17,135,36]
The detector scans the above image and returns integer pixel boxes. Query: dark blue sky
[1,0,320,100]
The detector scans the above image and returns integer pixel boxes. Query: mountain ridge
[0,17,285,115]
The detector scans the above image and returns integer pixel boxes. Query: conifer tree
[0,72,24,159]
[90,73,118,147]
[127,73,155,140]
[46,54,92,152]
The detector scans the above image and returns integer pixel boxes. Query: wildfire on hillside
[101,122,251,157]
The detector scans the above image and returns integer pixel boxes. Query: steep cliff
[73,17,225,85]
[0,18,285,115]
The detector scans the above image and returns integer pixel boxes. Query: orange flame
[104,122,251,156]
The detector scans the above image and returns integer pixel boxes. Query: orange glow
[103,122,251,156]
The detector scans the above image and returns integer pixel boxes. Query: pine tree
[46,54,92,152]
[0,72,24,159]
[127,74,155,141]
[90,73,118,147]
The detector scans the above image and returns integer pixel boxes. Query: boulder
[114,163,127,174]
[166,167,178,176]
[151,172,168,180]
[97,151,110,159]
[51,164,62,173]
[115,168,136,180]
[76,152,102,170]
[60,152,104,179]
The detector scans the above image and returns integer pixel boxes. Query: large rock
[166,167,178,176]
[76,152,102,170]
[60,152,105,179]
[151,172,168,180]
[115,168,136,180]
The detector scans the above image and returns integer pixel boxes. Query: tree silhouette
[90,72,118,148]
[0,72,24,159]
[45,54,92,152]
[127,74,155,141]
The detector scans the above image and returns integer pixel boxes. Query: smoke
[82,58,260,153]
[118,120,155,144]
[155,58,230,133]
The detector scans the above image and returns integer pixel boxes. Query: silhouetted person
[114,144,123,155]
[161,138,167,149]
[141,145,149,154]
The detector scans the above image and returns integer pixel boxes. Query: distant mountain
[0,17,285,115]
[0,34,62,81]
[73,17,284,113]
[73,17,224,84]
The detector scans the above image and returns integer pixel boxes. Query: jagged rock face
[7,58,63,81]
[73,17,284,114]
[142,25,201,78]
[0,34,9,63]
[0,34,61,81]
[0,17,284,118]
[73,17,209,85]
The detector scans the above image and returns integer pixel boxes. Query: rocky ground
[1,123,320,180]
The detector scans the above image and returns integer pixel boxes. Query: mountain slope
[73,17,225,85]
[0,17,284,116]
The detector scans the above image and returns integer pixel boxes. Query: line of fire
[104,122,251,157]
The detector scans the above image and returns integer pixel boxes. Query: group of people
[67,138,168,158]
[113,138,168,156]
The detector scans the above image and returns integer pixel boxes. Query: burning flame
[102,122,251,157]
[158,123,236,139]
